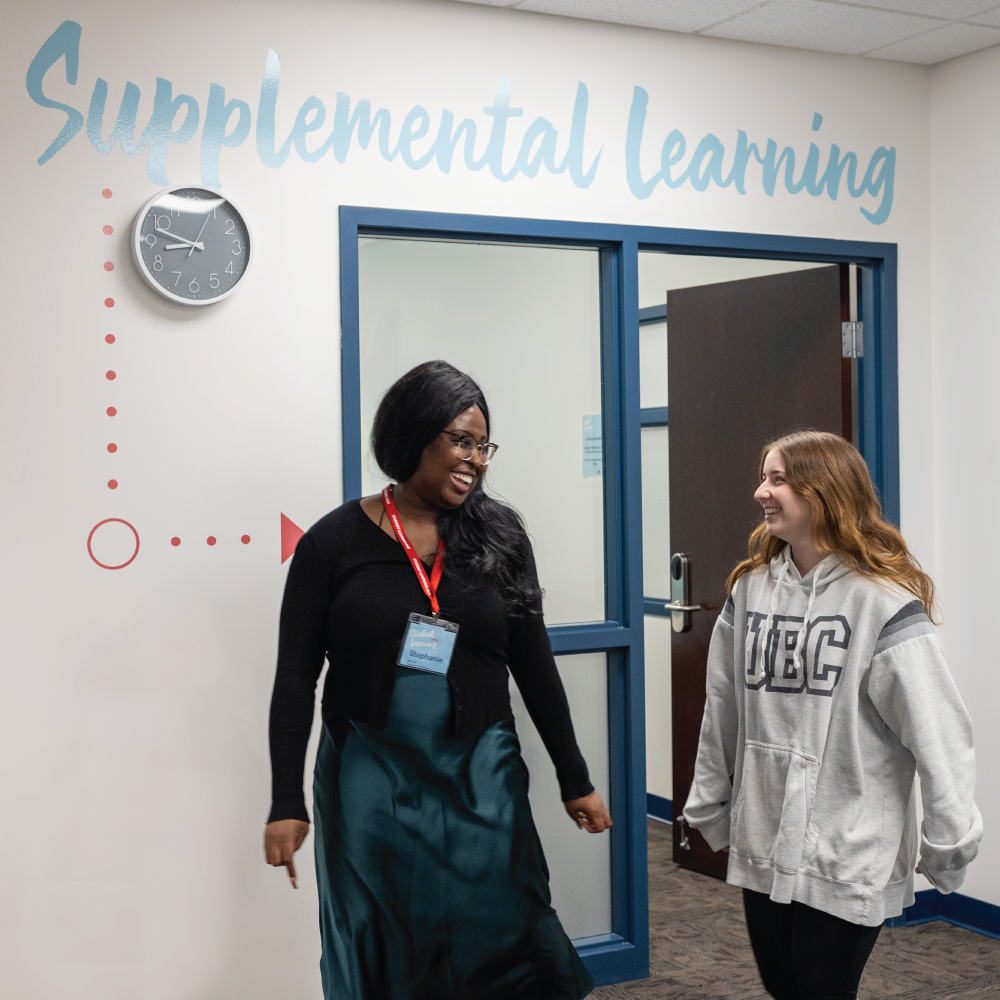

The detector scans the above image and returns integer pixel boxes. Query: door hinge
[842,321,863,359]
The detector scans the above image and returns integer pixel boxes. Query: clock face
[132,186,252,305]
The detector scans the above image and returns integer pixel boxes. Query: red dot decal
[107,406,117,416]
[108,479,118,489]
[241,535,251,544]
[104,261,114,272]
[171,537,181,546]
[103,225,113,235]
[105,334,115,344]
[102,188,113,199]
[107,443,117,453]
[104,298,114,308]
[207,536,217,546]
[106,371,116,380]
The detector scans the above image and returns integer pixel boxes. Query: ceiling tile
[508,0,766,33]
[841,0,996,17]
[969,3,1000,23]
[703,0,939,55]
[864,19,1000,59]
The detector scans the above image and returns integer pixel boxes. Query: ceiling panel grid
[455,0,1000,64]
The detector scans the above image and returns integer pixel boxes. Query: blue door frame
[338,206,899,987]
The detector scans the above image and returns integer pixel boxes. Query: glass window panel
[641,426,671,599]
[358,238,605,624]
[644,615,673,802]
[642,425,673,803]
[510,652,611,940]
[639,322,668,410]
[638,250,825,307]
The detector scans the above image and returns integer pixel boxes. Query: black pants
[743,889,882,1000]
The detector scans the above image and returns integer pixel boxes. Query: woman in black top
[265,360,610,999]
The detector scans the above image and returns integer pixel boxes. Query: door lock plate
[668,553,702,632]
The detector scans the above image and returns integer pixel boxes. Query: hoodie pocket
[734,741,819,872]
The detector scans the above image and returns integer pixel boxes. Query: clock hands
[187,213,211,259]
[155,226,205,250]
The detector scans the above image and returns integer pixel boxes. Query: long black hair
[371,360,540,615]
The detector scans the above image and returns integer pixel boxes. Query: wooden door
[667,264,849,877]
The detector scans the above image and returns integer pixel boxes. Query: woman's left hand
[564,791,612,833]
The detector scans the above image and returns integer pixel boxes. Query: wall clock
[131,185,253,305]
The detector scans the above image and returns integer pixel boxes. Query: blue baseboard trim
[884,889,1000,940]
[646,793,672,823]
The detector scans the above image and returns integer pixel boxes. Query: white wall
[928,46,1000,908]
[0,0,941,995]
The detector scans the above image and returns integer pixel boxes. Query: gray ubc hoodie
[683,547,982,926]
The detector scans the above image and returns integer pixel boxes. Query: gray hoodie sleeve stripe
[720,594,735,627]
[873,599,934,656]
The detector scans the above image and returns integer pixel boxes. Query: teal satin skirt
[313,666,594,1000]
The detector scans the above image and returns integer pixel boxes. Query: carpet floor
[590,818,1000,1000]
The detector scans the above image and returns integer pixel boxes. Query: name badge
[397,613,459,674]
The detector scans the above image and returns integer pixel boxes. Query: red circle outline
[87,518,140,570]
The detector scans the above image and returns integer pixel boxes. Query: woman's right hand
[264,819,310,888]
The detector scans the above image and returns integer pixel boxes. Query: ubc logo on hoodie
[744,611,851,696]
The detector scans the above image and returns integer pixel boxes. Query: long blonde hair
[726,430,937,622]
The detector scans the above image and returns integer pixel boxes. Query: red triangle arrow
[281,513,305,564]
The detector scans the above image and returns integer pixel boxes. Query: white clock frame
[131,184,255,306]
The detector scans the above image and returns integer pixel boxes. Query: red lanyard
[381,485,446,616]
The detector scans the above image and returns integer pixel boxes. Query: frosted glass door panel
[358,238,605,624]
[510,652,611,940]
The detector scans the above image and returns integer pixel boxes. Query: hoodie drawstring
[761,553,825,679]
[761,559,791,672]
[798,562,824,675]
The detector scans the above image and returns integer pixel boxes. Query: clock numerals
[210,274,220,289]
[172,271,182,287]
[225,220,235,235]
[152,255,163,271]
[232,239,242,255]
[226,261,235,275]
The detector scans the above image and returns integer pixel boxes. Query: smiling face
[405,405,489,510]
[753,448,815,548]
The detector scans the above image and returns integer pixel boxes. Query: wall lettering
[26,20,896,224]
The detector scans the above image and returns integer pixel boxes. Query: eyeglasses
[440,430,499,465]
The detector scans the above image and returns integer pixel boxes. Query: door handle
[669,553,698,633]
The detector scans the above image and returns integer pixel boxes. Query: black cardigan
[267,500,594,823]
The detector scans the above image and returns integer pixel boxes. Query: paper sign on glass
[583,414,603,478]
[397,613,459,674]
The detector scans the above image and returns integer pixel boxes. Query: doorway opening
[339,206,898,987]
[638,253,864,881]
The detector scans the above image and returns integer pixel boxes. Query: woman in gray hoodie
[683,430,981,1000]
